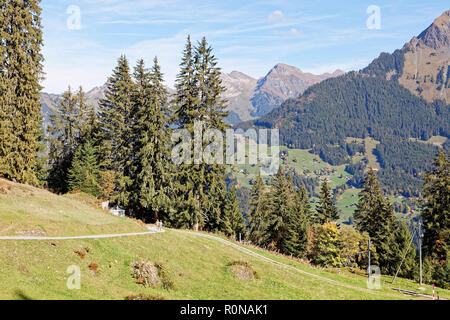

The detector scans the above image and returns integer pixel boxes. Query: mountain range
[239,10,450,195]
[41,64,344,126]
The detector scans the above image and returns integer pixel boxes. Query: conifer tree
[171,36,229,231]
[75,86,96,143]
[130,58,172,222]
[68,140,100,197]
[354,168,395,270]
[297,184,314,223]
[47,87,95,193]
[247,175,268,245]
[385,221,417,279]
[225,185,246,240]
[265,168,296,254]
[421,150,449,268]
[47,87,79,193]
[98,55,135,207]
[171,36,202,229]
[0,0,44,184]
[285,185,310,257]
[195,37,230,232]
[315,181,340,224]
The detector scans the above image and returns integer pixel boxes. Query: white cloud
[268,10,285,22]
[273,28,303,36]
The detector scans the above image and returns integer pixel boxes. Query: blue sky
[41,0,449,93]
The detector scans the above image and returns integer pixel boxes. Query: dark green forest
[239,69,450,196]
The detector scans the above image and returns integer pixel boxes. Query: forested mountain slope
[239,72,449,195]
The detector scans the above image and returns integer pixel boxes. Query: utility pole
[419,220,423,285]
[392,234,414,284]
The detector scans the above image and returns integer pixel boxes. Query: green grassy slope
[0,179,145,237]
[0,179,447,300]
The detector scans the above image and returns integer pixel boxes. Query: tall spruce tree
[385,221,417,279]
[285,185,310,257]
[354,168,395,270]
[298,184,314,223]
[195,37,230,232]
[264,168,296,254]
[247,175,267,245]
[315,182,340,224]
[68,140,100,197]
[98,55,135,207]
[421,150,449,267]
[225,185,246,240]
[171,35,201,229]
[171,36,229,232]
[47,87,95,193]
[75,86,96,143]
[130,58,172,222]
[0,0,44,184]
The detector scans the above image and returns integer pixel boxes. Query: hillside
[250,64,344,117]
[362,10,450,104]
[0,179,145,237]
[238,12,450,196]
[0,180,445,300]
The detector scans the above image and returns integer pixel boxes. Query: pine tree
[171,36,202,229]
[47,87,79,193]
[47,87,95,193]
[285,185,310,257]
[68,140,100,197]
[225,185,246,240]
[247,175,267,245]
[421,150,449,270]
[354,168,395,270]
[297,184,314,223]
[75,86,96,143]
[195,37,230,232]
[0,0,44,184]
[385,221,417,279]
[98,55,135,207]
[315,181,340,224]
[171,36,230,231]
[265,168,296,254]
[130,58,172,222]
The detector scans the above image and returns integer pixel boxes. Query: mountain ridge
[41,64,344,126]
[238,10,450,195]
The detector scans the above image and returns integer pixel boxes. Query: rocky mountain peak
[417,10,450,50]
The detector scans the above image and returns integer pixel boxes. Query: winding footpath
[0,226,164,240]
[0,225,437,299]
[175,230,437,300]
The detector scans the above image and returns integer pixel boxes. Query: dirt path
[175,230,421,300]
[0,225,429,299]
[0,226,164,240]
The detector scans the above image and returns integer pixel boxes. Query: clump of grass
[89,262,99,272]
[131,259,175,290]
[124,293,167,300]
[131,259,161,288]
[155,262,176,290]
[227,260,259,281]
[74,247,91,259]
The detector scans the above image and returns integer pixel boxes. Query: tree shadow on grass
[15,290,33,300]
